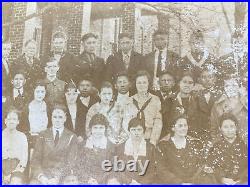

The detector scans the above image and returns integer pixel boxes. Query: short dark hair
[52,103,67,114]
[134,70,152,89]
[100,81,114,93]
[77,74,93,86]
[89,113,109,130]
[171,114,188,129]
[179,71,195,84]
[128,117,146,132]
[52,31,67,41]
[115,71,130,83]
[153,30,168,39]
[34,80,46,89]
[159,70,175,81]
[219,113,239,128]
[11,69,26,80]
[118,33,133,40]
[81,33,98,42]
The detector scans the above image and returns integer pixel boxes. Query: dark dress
[156,137,203,184]
[206,136,248,184]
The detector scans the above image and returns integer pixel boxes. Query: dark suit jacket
[30,128,78,180]
[12,55,43,89]
[75,52,106,88]
[105,50,143,83]
[143,50,180,81]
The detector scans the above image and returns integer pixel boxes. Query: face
[154,34,167,50]
[91,124,106,139]
[172,118,188,137]
[78,80,92,97]
[3,43,11,59]
[53,37,67,54]
[190,39,204,53]
[220,119,237,140]
[159,74,175,92]
[82,37,97,53]
[12,74,26,89]
[119,37,133,53]
[5,112,19,130]
[232,38,245,53]
[63,175,78,185]
[52,109,66,129]
[34,86,46,102]
[65,88,79,104]
[45,60,59,77]
[116,76,130,94]
[136,75,149,93]
[224,78,240,97]
[130,125,144,140]
[179,76,194,94]
[25,41,36,58]
[200,71,216,89]
[100,87,113,104]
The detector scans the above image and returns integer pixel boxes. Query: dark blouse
[156,137,203,184]
[206,136,248,183]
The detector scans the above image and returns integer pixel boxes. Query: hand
[88,177,98,184]
[221,177,237,185]
[48,177,59,184]
[77,136,84,143]
[39,175,49,185]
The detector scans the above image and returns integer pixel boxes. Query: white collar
[124,137,146,160]
[117,92,129,99]
[13,88,24,98]
[122,50,132,57]
[52,127,64,139]
[46,76,57,83]
[187,48,209,67]
[85,135,107,149]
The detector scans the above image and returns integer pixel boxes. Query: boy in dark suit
[30,104,78,184]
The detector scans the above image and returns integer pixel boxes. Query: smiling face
[34,85,46,102]
[172,118,188,137]
[51,109,66,129]
[179,75,194,95]
[130,125,144,141]
[136,75,149,94]
[220,119,237,140]
[5,112,19,130]
[82,37,97,54]
[91,124,106,139]
[115,76,130,95]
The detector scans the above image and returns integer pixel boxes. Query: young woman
[126,71,162,146]
[117,117,156,184]
[156,114,203,184]
[205,113,248,184]
[76,113,115,184]
[2,108,28,184]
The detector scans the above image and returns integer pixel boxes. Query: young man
[43,57,66,107]
[30,104,78,184]
[105,33,143,84]
[49,31,78,83]
[144,30,180,91]
[75,33,105,89]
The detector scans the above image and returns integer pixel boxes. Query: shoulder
[17,131,28,141]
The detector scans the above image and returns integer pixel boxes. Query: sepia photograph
[2,2,248,185]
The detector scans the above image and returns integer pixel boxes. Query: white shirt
[67,103,77,130]
[52,127,64,140]
[28,100,48,135]
[13,88,24,99]
[117,92,130,105]
[80,96,90,107]
[2,129,28,171]
[204,92,211,104]
[122,50,132,69]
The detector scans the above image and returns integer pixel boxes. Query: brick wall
[157,14,169,33]
[121,3,136,38]
[9,3,27,63]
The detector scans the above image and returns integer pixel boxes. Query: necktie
[123,54,130,69]
[54,130,60,146]
[157,51,163,77]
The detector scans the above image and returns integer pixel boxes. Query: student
[2,108,28,184]
[28,80,48,149]
[116,117,156,184]
[205,114,248,184]
[12,39,43,88]
[156,114,203,184]
[30,104,78,184]
[2,40,12,97]
[86,81,128,144]
[210,76,248,144]
[143,30,180,91]
[169,71,199,139]
[76,33,105,89]
[49,31,78,83]
[43,57,66,107]
[127,70,162,146]
[105,33,143,84]
[76,114,114,184]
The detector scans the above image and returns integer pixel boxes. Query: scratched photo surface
[2,2,248,185]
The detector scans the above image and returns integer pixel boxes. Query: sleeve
[30,133,45,179]
[150,98,163,145]
[15,134,28,172]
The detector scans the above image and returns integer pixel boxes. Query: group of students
[2,28,248,184]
